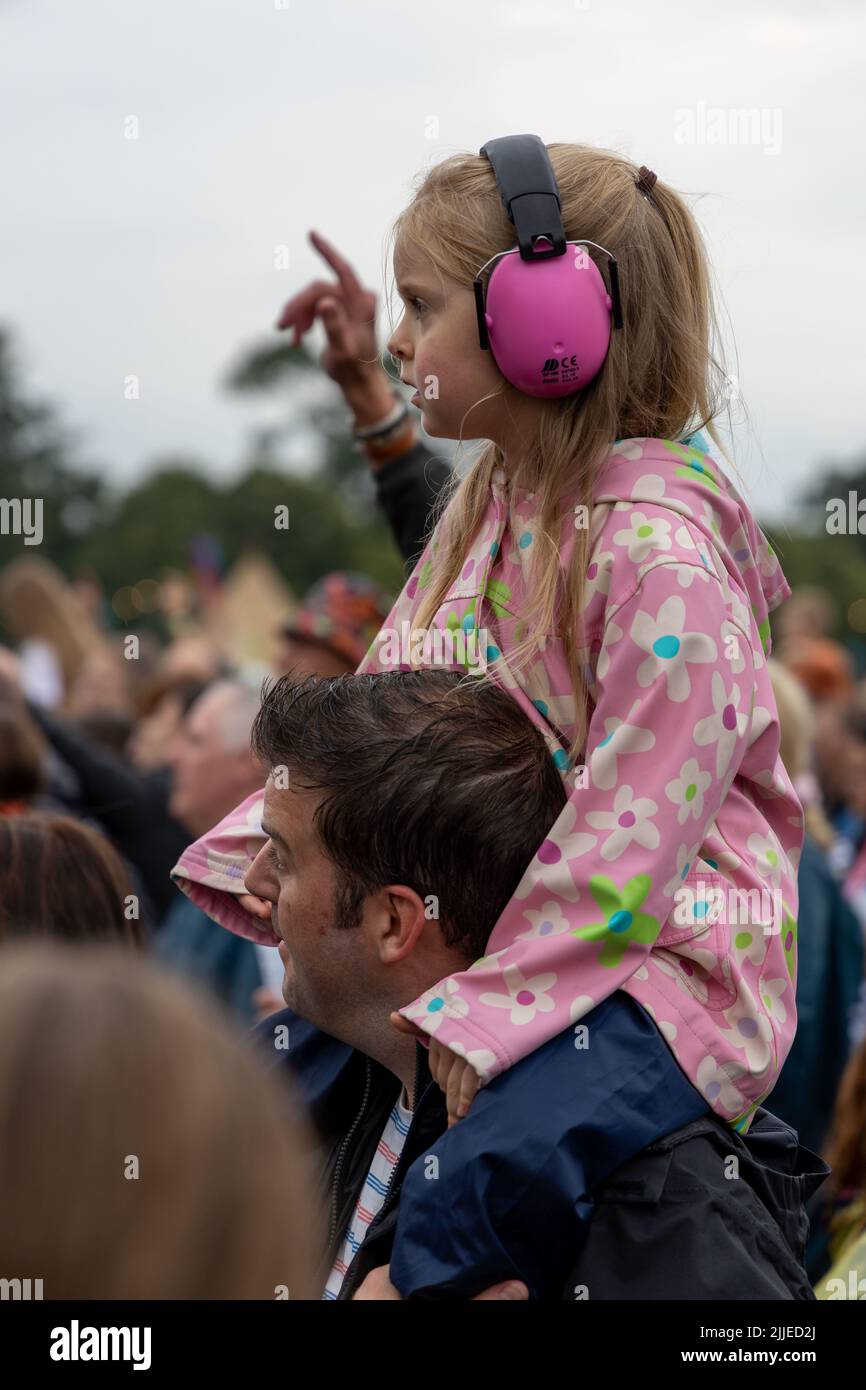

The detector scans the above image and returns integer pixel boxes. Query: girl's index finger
[308,229,364,303]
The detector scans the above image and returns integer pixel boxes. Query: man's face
[387,240,507,443]
[168,687,257,836]
[244,777,373,1039]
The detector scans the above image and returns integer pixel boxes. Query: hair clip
[635,166,658,197]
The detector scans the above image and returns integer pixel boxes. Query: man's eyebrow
[261,821,289,850]
[396,278,430,298]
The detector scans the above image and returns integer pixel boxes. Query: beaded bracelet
[351,394,410,442]
[357,415,418,464]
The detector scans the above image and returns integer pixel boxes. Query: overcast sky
[2,0,865,524]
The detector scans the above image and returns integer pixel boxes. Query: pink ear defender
[474,134,623,398]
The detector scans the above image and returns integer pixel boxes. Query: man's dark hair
[251,670,566,961]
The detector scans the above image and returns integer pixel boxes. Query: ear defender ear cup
[483,240,614,398]
[474,135,623,399]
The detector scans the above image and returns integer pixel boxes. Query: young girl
[173,139,801,1138]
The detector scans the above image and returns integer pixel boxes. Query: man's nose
[245,844,276,901]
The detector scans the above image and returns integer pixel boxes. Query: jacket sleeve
[390,992,709,1300]
[393,558,758,1081]
[372,439,453,566]
[30,704,188,921]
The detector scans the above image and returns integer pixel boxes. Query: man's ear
[368,885,429,965]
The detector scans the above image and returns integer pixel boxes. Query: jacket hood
[592,433,791,657]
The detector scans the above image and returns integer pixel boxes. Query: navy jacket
[256,992,708,1298]
[255,990,828,1299]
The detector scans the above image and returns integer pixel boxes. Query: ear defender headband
[474,134,624,398]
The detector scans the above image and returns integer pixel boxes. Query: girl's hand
[238,893,273,923]
[275,230,393,418]
[390,1013,482,1127]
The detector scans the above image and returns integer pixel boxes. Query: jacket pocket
[654,867,738,1012]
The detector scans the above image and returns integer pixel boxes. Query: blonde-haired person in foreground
[0,945,319,1299]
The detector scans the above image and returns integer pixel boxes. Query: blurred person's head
[273,633,353,679]
[245,670,566,1055]
[776,586,837,645]
[65,644,132,722]
[0,945,318,1298]
[0,813,141,947]
[168,678,264,835]
[158,633,226,684]
[841,684,866,821]
[272,572,393,679]
[75,710,134,756]
[813,695,860,814]
[767,658,835,851]
[127,672,210,773]
[0,556,103,701]
[0,707,46,811]
[779,635,854,703]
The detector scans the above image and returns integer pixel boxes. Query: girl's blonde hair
[387,142,734,762]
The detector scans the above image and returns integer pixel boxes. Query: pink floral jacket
[172,435,802,1132]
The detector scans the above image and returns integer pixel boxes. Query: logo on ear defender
[542,355,579,382]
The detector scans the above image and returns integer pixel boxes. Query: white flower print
[641,1003,679,1048]
[698,499,722,544]
[747,830,786,891]
[665,756,713,825]
[695,1054,748,1115]
[719,618,747,675]
[589,700,656,790]
[674,523,697,553]
[757,536,781,582]
[663,842,698,897]
[760,977,789,1026]
[466,947,509,972]
[486,650,521,690]
[505,514,539,567]
[586,784,659,861]
[630,594,718,702]
[517,900,572,940]
[730,916,769,968]
[479,965,558,1026]
[628,472,694,515]
[747,704,772,750]
[692,672,749,777]
[752,766,793,800]
[569,994,595,1023]
[612,509,673,564]
[595,618,624,681]
[716,563,753,633]
[718,981,774,1075]
[446,1041,498,1082]
[522,657,577,732]
[728,525,757,579]
[580,549,615,614]
[402,978,469,1035]
[513,801,597,902]
[702,844,742,876]
[611,440,646,461]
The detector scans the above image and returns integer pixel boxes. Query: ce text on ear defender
[473,134,623,399]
